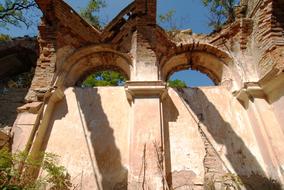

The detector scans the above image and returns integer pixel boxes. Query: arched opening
[56,46,132,88]
[168,69,215,88]
[160,43,241,91]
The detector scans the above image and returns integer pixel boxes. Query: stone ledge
[234,83,267,108]
[125,81,167,101]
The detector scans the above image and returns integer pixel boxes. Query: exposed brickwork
[26,20,57,102]
[54,0,101,47]
[248,0,284,77]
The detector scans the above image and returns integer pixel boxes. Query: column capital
[125,81,167,101]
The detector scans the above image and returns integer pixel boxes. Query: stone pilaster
[125,81,167,189]
[126,1,169,189]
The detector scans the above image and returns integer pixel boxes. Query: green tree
[202,0,237,31]
[168,79,187,88]
[80,0,106,28]
[0,0,37,28]
[82,71,126,87]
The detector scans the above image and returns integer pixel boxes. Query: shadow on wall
[41,88,127,189]
[162,95,179,188]
[73,88,128,189]
[176,88,282,190]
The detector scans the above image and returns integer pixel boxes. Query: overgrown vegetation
[202,0,238,31]
[82,71,126,87]
[0,147,72,189]
[168,79,187,88]
[158,8,190,38]
[0,0,37,28]
[80,0,106,29]
[159,1,239,32]
[0,34,11,41]
[159,9,178,32]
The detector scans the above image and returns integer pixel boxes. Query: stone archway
[55,45,132,88]
[160,43,241,90]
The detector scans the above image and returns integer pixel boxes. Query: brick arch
[55,45,132,88]
[160,43,238,86]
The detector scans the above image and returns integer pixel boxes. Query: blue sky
[0,0,215,87]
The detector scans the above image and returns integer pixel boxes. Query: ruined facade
[0,0,284,189]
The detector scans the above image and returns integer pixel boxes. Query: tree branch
[0,0,37,28]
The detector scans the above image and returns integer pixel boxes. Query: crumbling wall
[247,0,284,78]
[246,0,262,17]
[162,87,282,189]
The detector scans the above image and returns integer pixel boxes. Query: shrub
[0,147,73,190]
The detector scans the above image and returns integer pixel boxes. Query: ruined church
[0,0,284,189]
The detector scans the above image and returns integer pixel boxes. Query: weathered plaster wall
[36,86,283,189]
[180,87,265,175]
[272,96,284,133]
[12,112,37,152]
[169,87,282,189]
[163,89,206,189]
[44,87,130,189]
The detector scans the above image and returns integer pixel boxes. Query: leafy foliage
[0,147,72,189]
[202,0,237,31]
[0,34,11,41]
[168,79,187,88]
[159,9,178,31]
[41,153,72,190]
[80,0,106,28]
[0,0,37,28]
[82,71,126,87]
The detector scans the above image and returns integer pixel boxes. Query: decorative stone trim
[125,81,167,101]
[234,83,267,108]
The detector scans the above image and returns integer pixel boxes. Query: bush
[0,34,11,42]
[168,79,187,88]
[0,147,73,190]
